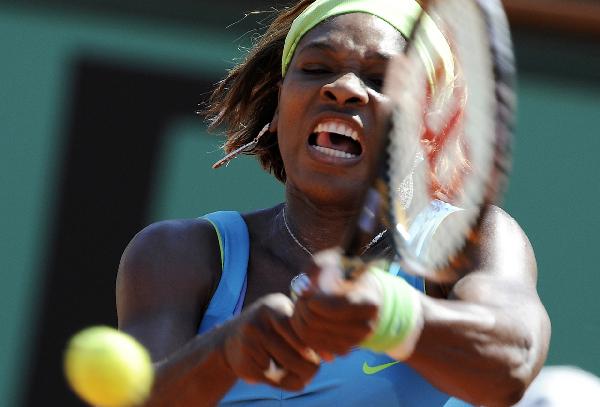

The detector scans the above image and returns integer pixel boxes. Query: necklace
[282,206,387,257]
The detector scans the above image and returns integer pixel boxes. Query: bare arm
[292,206,550,406]
[408,206,550,406]
[117,219,318,406]
[116,219,237,406]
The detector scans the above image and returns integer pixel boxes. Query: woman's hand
[290,249,381,359]
[222,293,320,391]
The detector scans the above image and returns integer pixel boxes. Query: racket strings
[423,85,470,203]
[383,0,514,280]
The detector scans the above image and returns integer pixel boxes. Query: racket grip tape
[361,263,424,360]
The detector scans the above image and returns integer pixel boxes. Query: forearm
[143,325,237,407]
[403,208,550,406]
[407,293,550,406]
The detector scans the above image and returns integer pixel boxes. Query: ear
[270,107,279,134]
[269,81,283,134]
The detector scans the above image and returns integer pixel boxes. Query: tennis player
[116,1,550,405]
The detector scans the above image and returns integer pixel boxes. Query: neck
[283,187,381,255]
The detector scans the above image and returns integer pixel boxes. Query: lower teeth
[314,145,357,159]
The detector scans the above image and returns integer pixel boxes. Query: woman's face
[275,13,406,205]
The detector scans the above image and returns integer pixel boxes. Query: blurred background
[1,0,598,405]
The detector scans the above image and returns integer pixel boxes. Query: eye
[366,76,384,91]
[301,65,332,75]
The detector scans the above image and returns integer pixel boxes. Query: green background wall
[0,3,598,405]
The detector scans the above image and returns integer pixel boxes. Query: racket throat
[345,181,390,254]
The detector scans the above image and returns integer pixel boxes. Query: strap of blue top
[198,211,249,334]
[389,261,425,293]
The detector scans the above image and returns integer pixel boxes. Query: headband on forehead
[281,0,454,92]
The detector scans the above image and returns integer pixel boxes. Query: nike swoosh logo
[362,361,400,375]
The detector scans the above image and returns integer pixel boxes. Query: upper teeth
[314,121,359,141]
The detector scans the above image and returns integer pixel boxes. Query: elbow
[459,372,529,407]
[496,376,529,407]
[497,357,541,405]
[489,311,551,406]
[500,341,536,406]
[478,336,541,407]
[473,366,530,407]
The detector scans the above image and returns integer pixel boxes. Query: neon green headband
[281,0,454,91]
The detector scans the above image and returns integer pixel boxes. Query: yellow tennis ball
[64,326,154,407]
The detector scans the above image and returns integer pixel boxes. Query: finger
[311,249,345,294]
[239,362,271,385]
[292,305,373,355]
[237,346,275,384]
[295,296,377,332]
[297,330,367,355]
[263,359,286,383]
[245,341,272,371]
[240,341,291,387]
[257,295,320,364]
[295,305,374,344]
[267,337,321,381]
[283,303,334,362]
[246,338,280,373]
[253,294,312,363]
[278,370,318,392]
[261,321,321,381]
[303,294,379,321]
[260,293,295,317]
[270,315,321,364]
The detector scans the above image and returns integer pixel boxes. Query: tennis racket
[343,0,515,283]
[283,0,515,383]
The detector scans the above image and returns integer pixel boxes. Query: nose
[320,73,369,106]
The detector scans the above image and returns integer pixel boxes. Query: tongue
[315,132,360,155]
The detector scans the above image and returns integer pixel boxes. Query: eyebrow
[297,39,396,61]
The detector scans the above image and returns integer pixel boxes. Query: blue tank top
[200,209,471,407]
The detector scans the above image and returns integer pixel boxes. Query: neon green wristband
[361,263,424,359]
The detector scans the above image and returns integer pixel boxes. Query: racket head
[384,0,515,282]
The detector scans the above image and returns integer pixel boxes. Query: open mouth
[308,121,363,159]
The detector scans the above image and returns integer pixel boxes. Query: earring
[212,123,270,169]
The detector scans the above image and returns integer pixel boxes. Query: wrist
[360,262,424,360]
[217,320,245,380]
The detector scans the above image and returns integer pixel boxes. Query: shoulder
[119,218,220,281]
[480,205,527,239]
[444,204,538,298]
[447,204,535,273]
[430,205,537,297]
[477,205,537,283]
[116,218,222,322]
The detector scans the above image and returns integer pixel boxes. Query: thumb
[312,248,345,295]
